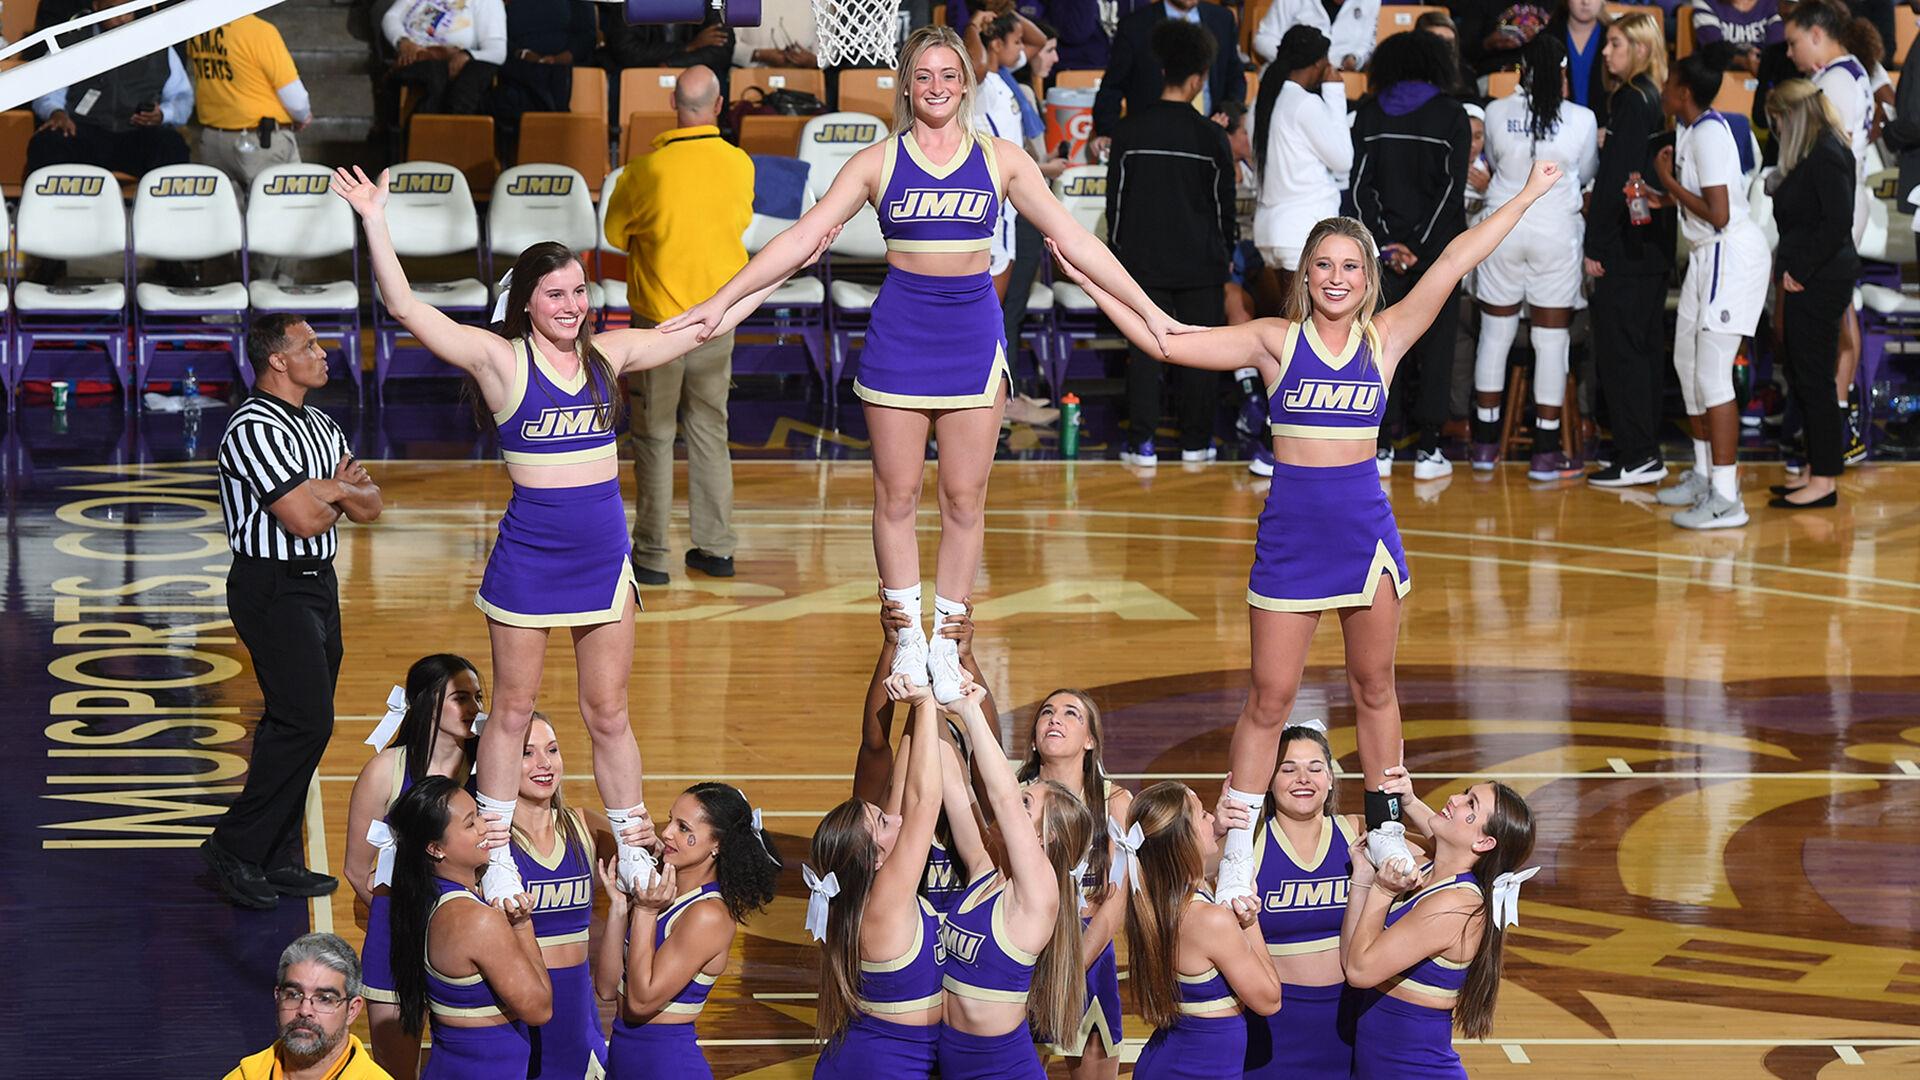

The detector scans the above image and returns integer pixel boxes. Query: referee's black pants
[211,556,343,870]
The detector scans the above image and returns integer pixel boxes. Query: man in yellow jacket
[603,63,755,586]
[225,933,395,1080]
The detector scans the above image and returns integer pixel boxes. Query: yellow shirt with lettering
[187,15,299,130]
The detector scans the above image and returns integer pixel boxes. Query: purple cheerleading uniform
[1046,779,1124,1058]
[512,810,607,1078]
[1134,890,1248,1079]
[607,881,725,1080]
[1354,872,1482,1080]
[854,131,1010,411]
[476,336,637,628]
[1244,814,1360,1079]
[922,839,970,920]
[361,749,423,1005]
[420,877,534,1079]
[815,895,946,1078]
[937,874,1046,1080]
[1250,320,1411,612]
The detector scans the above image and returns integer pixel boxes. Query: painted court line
[1607,758,1634,774]
[1502,1044,1531,1064]
[314,769,1920,784]
[1836,1045,1866,1065]
[305,776,333,936]
[1896,759,1919,776]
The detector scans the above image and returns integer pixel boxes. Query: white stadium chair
[595,166,629,325]
[10,165,131,407]
[248,164,365,400]
[489,164,599,282]
[1049,165,1108,388]
[799,112,887,388]
[131,164,252,395]
[375,161,487,397]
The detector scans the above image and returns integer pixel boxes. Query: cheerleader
[1124,782,1282,1080]
[511,716,616,1078]
[940,679,1094,1080]
[388,777,552,1079]
[332,166,835,907]
[658,26,1178,705]
[1470,33,1599,479]
[1015,691,1132,1079]
[1217,720,1363,1078]
[1341,776,1537,1079]
[1648,49,1769,530]
[1044,161,1563,909]
[811,673,947,1079]
[596,783,781,1079]
[341,654,483,1080]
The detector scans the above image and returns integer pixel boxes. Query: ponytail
[386,776,462,1036]
[1453,783,1535,1040]
[1255,25,1332,180]
[687,782,781,922]
[809,799,878,1044]
[1122,782,1205,1032]
[1519,32,1566,141]
[1026,780,1092,1042]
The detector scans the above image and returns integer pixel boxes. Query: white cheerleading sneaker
[481,859,526,904]
[928,641,965,704]
[1213,849,1255,907]
[890,630,930,687]
[1366,821,1418,878]
[617,842,658,893]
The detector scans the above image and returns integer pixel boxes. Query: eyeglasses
[274,986,348,1013]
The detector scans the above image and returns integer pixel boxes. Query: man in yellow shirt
[224,933,394,1080]
[186,15,313,200]
[603,64,755,584]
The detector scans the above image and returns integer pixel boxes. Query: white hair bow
[1490,866,1540,930]
[489,270,514,324]
[366,820,397,887]
[1110,818,1145,892]
[1294,718,1328,734]
[748,806,782,865]
[470,711,488,737]
[365,685,408,749]
[801,864,839,942]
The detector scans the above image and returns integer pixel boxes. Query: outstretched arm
[948,682,1056,932]
[1047,238,1281,381]
[1374,160,1562,376]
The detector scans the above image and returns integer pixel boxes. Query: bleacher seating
[838,69,899,121]
[10,165,131,407]
[1377,6,1447,41]
[131,164,251,393]
[518,112,610,190]
[407,114,500,195]
[246,164,365,399]
[373,161,488,397]
[596,167,630,323]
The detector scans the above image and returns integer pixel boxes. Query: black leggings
[1781,275,1851,478]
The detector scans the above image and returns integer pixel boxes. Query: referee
[202,313,383,910]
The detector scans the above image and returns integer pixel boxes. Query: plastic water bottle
[1059,393,1081,459]
[183,366,199,409]
[1625,172,1652,226]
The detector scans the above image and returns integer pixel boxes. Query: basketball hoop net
[811,0,898,68]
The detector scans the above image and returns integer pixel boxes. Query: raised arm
[1197,899,1282,1015]
[592,858,632,1001]
[873,680,943,908]
[948,683,1056,928]
[1046,238,1282,380]
[618,869,737,1017]
[330,167,515,398]
[854,593,909,806]
[939,735,994,882]
[1374,160,1562,372]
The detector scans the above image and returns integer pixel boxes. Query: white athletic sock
[1710,463,1739,502]
[930,594,965,659]
[1529,326,1570,407]
[1221,785,1264,861]
[1692,438,1712,478]
[1535,416,1560,430]
[475,793,517,867]
[882,583,926,642]
[1473,313,1521,398]
[1475,405,1500,424]
[1216,784,1264,899]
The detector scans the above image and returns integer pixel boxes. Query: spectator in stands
[1002,18,1072,425]
[26,0,193,177]
[490,0,597,153]
[186,16,313,199]
[734,0,819,67]
[1252,0,1382,73]
[1692,0,1785,72]
[1450,0,1555,77]
[601,66,753,585]
[1552,0,1608,111]
[1252,26,1349,295]
[1885,0,1920,213]
[969,12,1032,297]
[1349,30,1472,479]
[1089,0,1244,162]
[380,0,507,140]
[1106,20,1239,466]
[225,933,393,1080]
[1415,10,1480,98]
[597,8,733,73]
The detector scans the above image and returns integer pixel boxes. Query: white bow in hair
[366,820,397,887]
[1490,866,1540,929]
[1295,718,1328,734]
[365,685,408,749]
[1110,818,1145,892]
[470,711,488,737]
[489,270,514,324]
[748,806,782,865]
[801,864,840,942]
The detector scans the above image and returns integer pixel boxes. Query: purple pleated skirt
[1045,937,1122,1056]
[1248,459,1410,612]
[1134,1014,1248,1079]
[936,1024,1046,1080]
[814,1014,941,1078]
[607,1018,710,1080]
[421,1020,533,1079]
[360,893,395,1004]
[476,478,637,628]
[530,961,607,1078]
[1244,981,1356,1078]
[852,268,1008,411]
[1353,992,1465,1080]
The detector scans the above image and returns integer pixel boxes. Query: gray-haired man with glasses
[224,933,395,1080]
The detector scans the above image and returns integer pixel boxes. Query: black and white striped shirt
[217,391,350,561]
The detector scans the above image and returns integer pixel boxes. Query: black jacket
[1773,131,1861,284]
[1886,40,1920,212]
[597,7,734,76]
[1092,4,1246,139]
[1585,75,1672,276]
[1348,86,1471,267]
[1105,100,1239,287]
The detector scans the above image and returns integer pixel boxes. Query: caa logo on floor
[391,172,456,195]
[887,188,993,223]
[505,174,573,197]
[1282,379,1381,415]
[260,174,332,196]
[35,174,105,197]
[148,175,218,198]
[522,406,610,440]
[813,122,879,144]
[1059,175,1105,198]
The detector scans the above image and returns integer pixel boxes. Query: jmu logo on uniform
[261,174,333,196]
[1061,175,1105,198]
[36,175,105,197]
[1282,380,1381,415]
[814,122,879,144]
[938,921,985,965]
[925,860,963,895]
[887,188,993,223]
[1262,877,1350,911]
[523,406,609,440]
[391,172,456,195]
[505,174,574,196]
[148,176,218,198]
[531,876,591,910]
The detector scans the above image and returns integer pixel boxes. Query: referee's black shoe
[200,837,278,910]
[686,549,735,578]
[266,865,341,897]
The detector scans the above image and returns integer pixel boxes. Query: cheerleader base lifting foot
[607,803,659,892]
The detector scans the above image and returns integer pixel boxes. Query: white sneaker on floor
[481,859,526,903]
[617,842,658,893]
[1366,822,1418,878]
[1180,447,1218,462]
[1376,448,1394,477]
[928,643,966,704]
[1412,449,1454,480]
[1672,492,1749,530]
[890,631,930,687]
[1655,470,1711,507]
[1214,849,1255,906]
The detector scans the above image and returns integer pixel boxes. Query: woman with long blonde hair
[1046,162,1562,917]
[1124,782,1280,1078]
[657,26,1179,708]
